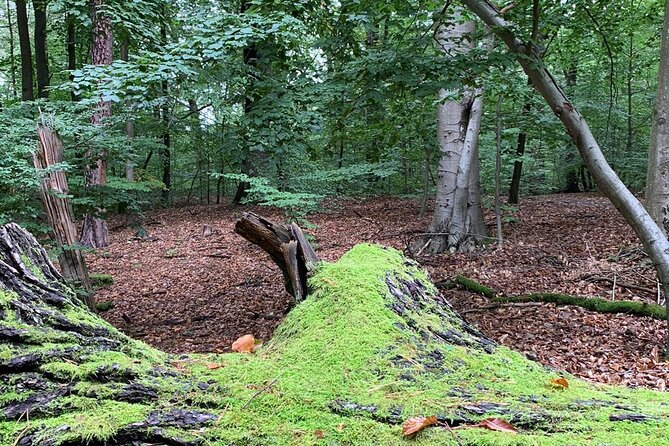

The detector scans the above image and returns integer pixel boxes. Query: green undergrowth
[3,245,669,445]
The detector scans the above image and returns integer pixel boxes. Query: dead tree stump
[33,121,92,306]
[235,212,319,305]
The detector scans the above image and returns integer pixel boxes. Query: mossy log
[445,274,667,321]
[2,223,669,445]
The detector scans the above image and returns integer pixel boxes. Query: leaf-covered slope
[1,223,669,445]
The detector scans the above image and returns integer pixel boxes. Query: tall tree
[79,0,112,248]
[15,0,34,101]
[646,0,669,236]
[412,8,487,255]
[33,0,50,98]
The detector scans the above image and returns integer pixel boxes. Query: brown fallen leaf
[206,362,225,370]
[550,377,569,389]
[314,429,325,439]
[337,423,344,432]
[475,418,517,434]
[402,415,438,436]
[231,334,262,353]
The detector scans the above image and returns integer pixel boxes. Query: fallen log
[1,222,669,445]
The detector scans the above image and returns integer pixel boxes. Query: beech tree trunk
[33,0,49,99]
[412,10,487,255]
[33,122,93,306]
[462,0,669,352]
[645,0,669,236]
[80,0,112,249]
[15,0,33,101]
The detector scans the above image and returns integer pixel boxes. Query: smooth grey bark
[463,0,669,352]
[414,9,487,254]
[646,0,669,236]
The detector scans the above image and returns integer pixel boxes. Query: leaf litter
[88,193,669,391]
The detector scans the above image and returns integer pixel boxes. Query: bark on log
[235,212,319,305]
[2,222,669,445]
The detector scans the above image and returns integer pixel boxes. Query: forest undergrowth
[88,193,668,391]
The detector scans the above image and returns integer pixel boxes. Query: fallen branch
[442,275,667,321]
[583,275,657,295]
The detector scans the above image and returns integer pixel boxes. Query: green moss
[455,275,498,299]
[95,300,113,312]
[6,244,669,445]
[20,253,47,282]
[90,273,114,287]
[498,293,667,320]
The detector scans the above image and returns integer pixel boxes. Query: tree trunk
[411,9,487,255]
[2,222,669,445]
[33,0,49,99]
[462,0,669,353]
[645,0,669,236]
[15,0,34,101]
[160,10,171,207]
[507,0,540,205]
[120,39,135,183]
[6,0,18,100]
[32,122,93,307]
[80,0,112,249]
[66,14,79,102]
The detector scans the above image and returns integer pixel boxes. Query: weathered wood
[235,212,319,305]
[33,121,93,307]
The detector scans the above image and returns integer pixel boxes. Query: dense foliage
[0,0,664,228]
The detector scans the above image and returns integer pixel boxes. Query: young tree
[15,0,34,101]
[645,0,669,236]
[412,8,487,255]
[80,0,112,248]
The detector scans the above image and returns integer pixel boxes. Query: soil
[88,193,669,391]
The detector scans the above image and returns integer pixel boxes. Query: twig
[241,378,279,410]
[461,302,542,314]
[583,275,655,295]
[436,420,463,446]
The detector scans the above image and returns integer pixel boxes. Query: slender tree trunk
[463,0,669,354]
[66,14,79,102]
[33,0,49,99]
[160,10,171,206]
[646,0,669,236]
[495,95,504,246]
[6,0,18,100]
[15,0,34,101]
[507,0,540,204]
[627,32,634,152]
[80,0,112,248]
[412,9,486,255]
[120,40,135,183]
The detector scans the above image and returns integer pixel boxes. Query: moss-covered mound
[1,224,669,445]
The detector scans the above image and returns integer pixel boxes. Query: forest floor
[88,193,669,392]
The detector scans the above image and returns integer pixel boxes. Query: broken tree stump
[235,212,319,305]
[2,221,669,445]
[33,120,92,306]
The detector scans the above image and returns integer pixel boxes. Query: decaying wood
[32,121,92,306]
[235,212,319,305]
